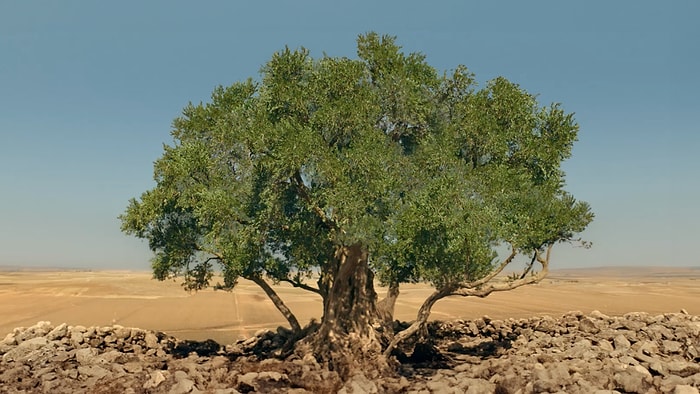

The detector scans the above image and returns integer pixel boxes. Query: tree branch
[537,244,552,265]
[279,277,321,295]
[452,244,551,298]
[248,274,302,334]
[383,284,455,357]
[465,246,517,288]
[291,171,339,231]
[202,256,221,265]
[384,245,550,358]
[519,250,537,280]
[194,246,225,261]
[377,280,400,324]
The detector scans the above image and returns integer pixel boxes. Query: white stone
[674,385,699,394]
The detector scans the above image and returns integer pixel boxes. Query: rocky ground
[1,311,699,393]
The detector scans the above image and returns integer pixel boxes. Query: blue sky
[1,1,698,269]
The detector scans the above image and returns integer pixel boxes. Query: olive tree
[120,33,593,377]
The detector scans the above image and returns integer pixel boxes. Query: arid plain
[1,267,698,345]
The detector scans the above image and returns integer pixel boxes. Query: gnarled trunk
[319,244,377,338]
[300,243,390,379]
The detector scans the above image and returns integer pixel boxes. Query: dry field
[1,267,698,345]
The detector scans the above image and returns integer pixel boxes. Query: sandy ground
[1,267,698,345]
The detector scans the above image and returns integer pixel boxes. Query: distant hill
[550,266,700,278]
[2,264,699,278]
[0,265,96,272]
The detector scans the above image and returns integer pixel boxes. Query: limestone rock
[662,340,684,353]
[667,361,700,378]
[674,385,700,394]
[143,370,168,389]
[47,323,68,340]
[237,372,259,391]
[170,370,198,394]
[613,334,632,350]
[459,378,495,393]
[77,365,110,380]
[144,332,159,349]
[75,347,101,365]
[579,316,599,333]
[613,366,653,394]
[590,310,610,320]
[2,336,48,362]
[339,373,378,394]
[1,311,699,393]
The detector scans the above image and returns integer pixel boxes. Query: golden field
[1,267,698,344]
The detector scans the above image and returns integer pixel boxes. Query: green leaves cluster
[120,32,592,292]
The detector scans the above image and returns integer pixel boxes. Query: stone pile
[404,310,700,394]
[0,321,344,393]
[0,311,698,393]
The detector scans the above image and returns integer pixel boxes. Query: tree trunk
[300,243,389,379]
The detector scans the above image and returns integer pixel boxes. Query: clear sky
[1,1,698,270]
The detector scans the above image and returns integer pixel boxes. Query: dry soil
[1,267,698,344]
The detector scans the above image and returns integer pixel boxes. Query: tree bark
[377,280,399,324]
[383,285,455,357]
[319,244,377,336]
[302,243,389,379]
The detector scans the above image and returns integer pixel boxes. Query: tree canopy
[120,32,593,376]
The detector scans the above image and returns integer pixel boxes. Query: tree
[120,32,593,378]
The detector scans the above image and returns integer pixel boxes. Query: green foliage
[120,32,592,293]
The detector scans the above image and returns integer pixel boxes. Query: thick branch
[452,266,547,298]
[291,171,339,231]
[452,244,552,298]
[384,245,547,357]
[202,256,221,265]
[537,244,552,265]
[279,277,321,295]
[249,275,302,334]
[194,246,225,261]
[377,280,400,324]
[464,246,517,288]
[383,285,455,357]
[519,250,537,280]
